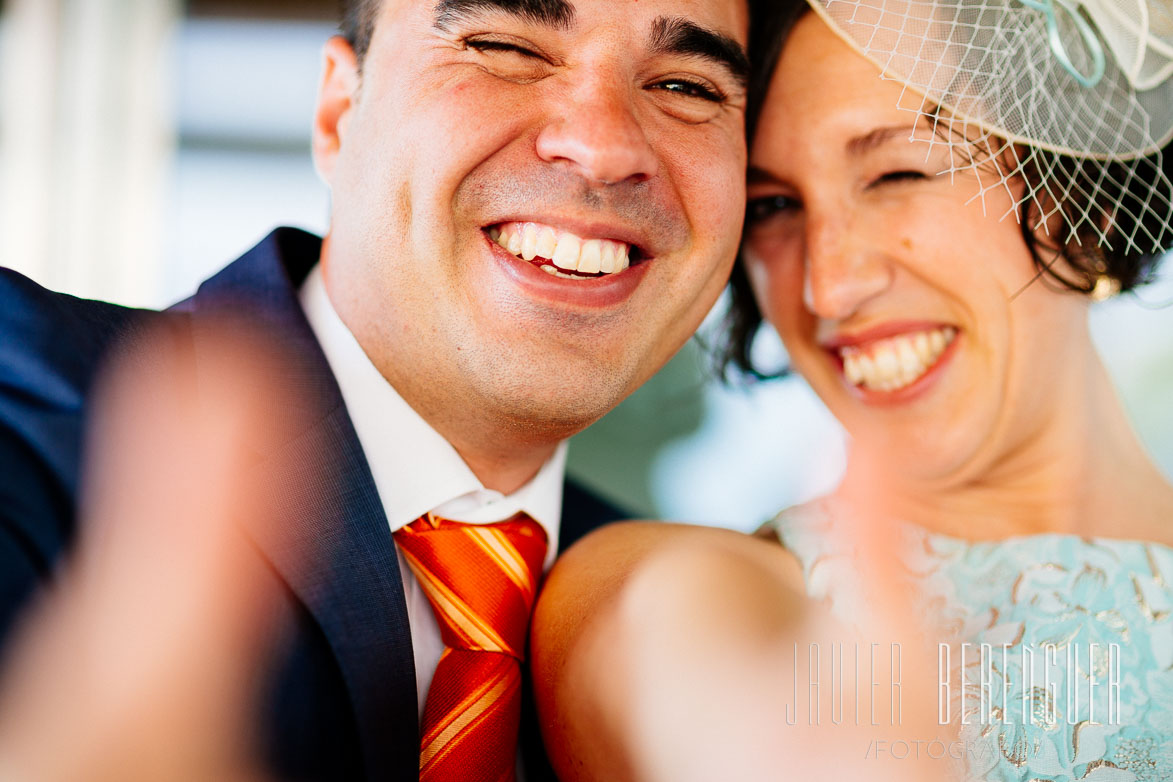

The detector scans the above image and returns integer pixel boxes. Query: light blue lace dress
[765,501,1173,782]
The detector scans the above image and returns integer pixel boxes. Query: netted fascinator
[805,0,1173,258]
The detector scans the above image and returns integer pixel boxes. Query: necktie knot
[395,511,548,659]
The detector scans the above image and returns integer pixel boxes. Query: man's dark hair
[340,0,381,66]
[720,0,1173,380]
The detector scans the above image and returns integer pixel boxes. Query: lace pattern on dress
[764,502,1173,782]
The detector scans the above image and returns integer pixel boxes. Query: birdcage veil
[805,0,1173,255]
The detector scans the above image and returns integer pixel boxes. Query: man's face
[315,0,748,443]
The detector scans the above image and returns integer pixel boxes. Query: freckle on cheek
[901,238,913,250]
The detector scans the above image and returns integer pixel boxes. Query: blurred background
[1,0,1171,532]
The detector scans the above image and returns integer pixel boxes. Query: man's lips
[481,227,652,309]
[821,322,959,394]
[485,220,646,279]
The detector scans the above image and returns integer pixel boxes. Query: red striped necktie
[394,511,549,782]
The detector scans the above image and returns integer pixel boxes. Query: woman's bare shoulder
[538,520,806,642]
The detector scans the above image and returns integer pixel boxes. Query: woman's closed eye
[870,170,930,187]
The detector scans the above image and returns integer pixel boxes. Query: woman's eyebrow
[747,165,783,186]
[847,125,919,156]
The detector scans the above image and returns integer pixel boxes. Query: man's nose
[802,212,892,320]
[534,79,658,186]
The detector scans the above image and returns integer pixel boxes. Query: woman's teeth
[489,222,631,278]
[839,326,957,393]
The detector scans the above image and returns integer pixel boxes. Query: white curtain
[0,0,179,306]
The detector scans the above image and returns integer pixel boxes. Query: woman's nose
[802,213,892,320]
[534,79,658,186]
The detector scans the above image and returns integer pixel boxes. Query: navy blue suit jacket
[0,228,623,781]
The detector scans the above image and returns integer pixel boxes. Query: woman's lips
[826,324,959,394]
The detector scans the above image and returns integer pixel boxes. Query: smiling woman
[739,3,1173,525]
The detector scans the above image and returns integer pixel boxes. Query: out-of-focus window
[166,1,335,303]
[0,0,178,305]
[0,0,333,306]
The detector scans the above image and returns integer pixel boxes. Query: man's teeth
[840,327,957,393]
[489,222,631,276]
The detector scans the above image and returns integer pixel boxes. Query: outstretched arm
[531,521,810,781]
[530,520,946,782]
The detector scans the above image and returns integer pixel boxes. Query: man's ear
[313,36,360,186]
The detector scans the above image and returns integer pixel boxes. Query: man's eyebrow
[433,0,576,32]
[648,16,750,90]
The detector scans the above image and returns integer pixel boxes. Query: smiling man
[0,0,749,780]
[319,0,748,491]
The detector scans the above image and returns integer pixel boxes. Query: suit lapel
[188,228,419,781]
[187,229,633,781]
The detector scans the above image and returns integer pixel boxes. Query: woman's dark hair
[721,1,1173,380]
[720,0,809,380]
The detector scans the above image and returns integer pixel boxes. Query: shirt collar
[299,264,564,563]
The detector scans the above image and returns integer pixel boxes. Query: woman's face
[744,13,1090,484]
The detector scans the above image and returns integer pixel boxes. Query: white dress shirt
[299,264,566,719]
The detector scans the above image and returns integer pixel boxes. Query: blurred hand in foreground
[533,463,952,781]
[0,326,291,782]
